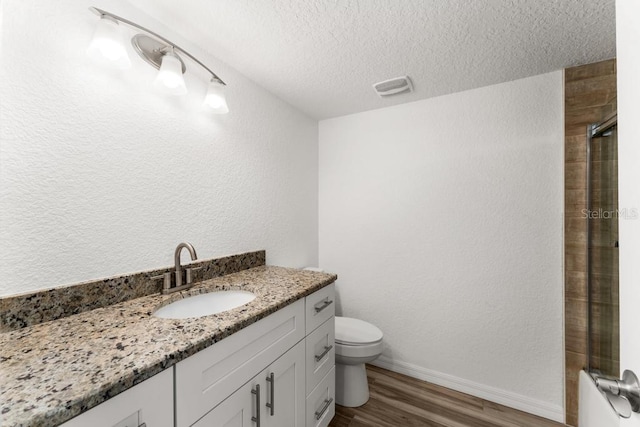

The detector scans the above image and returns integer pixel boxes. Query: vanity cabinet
[60,283,335,427]
[60,368,173,427]
[192,340,305,427]
[181,283,336,427]
[176,299,305,427]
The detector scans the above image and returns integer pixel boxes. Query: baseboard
[370,355,564,423]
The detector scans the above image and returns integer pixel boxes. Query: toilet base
[335,362,370,407]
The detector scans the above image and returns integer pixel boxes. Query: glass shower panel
[587,124,619,378]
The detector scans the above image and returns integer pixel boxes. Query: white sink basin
[153,290,256,319]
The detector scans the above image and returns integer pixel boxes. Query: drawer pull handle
[314,299,333,313]
[251,384,261,426]
[266,372,275,416]
[315,345,333,362]
[315,397,334,420]
[139,424,146,427]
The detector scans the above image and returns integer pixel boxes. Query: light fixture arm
[89,7,226,85]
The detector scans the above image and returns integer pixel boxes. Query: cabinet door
[263,341,305,427]
[60,368,173,427]
[192,377,260,427]
[176,299,304,427]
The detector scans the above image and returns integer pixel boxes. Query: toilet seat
[335,317,383,346]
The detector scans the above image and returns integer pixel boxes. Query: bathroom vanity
[0,259,336,427]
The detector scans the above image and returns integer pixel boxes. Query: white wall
[319,72,564,420]
[617,1,640,426]
[0,0,318,296]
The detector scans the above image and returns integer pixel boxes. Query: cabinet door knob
[266,372,275,416]
[251,384,261,426]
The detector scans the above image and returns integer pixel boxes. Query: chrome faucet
[174,242,198,289]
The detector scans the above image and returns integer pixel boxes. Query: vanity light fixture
[153,48,187,96]
[87,7,229,113]
[203,80,230,114]
[86,15,131,69]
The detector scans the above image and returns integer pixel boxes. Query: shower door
[587,114,619,378]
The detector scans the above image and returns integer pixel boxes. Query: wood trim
[563,58,617,427]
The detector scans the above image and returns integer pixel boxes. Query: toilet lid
[335,317,383,345]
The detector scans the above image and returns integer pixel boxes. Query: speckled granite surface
[0,250,265,332]
[0,266,337,427]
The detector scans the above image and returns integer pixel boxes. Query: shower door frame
[585,111,618,376]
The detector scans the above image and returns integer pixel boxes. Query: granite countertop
[0,266,337,427]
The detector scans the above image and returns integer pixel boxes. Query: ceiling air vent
[373,76,413,97]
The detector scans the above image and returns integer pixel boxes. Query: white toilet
[302,267,384,407]
[334,316,384,407]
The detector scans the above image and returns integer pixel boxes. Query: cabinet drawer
[176,298,305,427]
[306,317,335,395]
[61,368,173,427]
[306,367,336,427]
[305,283,335,334]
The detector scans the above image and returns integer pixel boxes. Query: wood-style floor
[329,365,567,427]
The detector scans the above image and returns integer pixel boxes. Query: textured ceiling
[131,0,616,119]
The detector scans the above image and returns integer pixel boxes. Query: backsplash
[0,250,265,332]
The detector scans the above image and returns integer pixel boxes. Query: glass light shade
[154,53,187,96]
[203,80,229,114]
[87,16,131,69]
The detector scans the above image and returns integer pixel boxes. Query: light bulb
[87,16,131,69]
[203,80,229,114]
[154,52,187,95]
